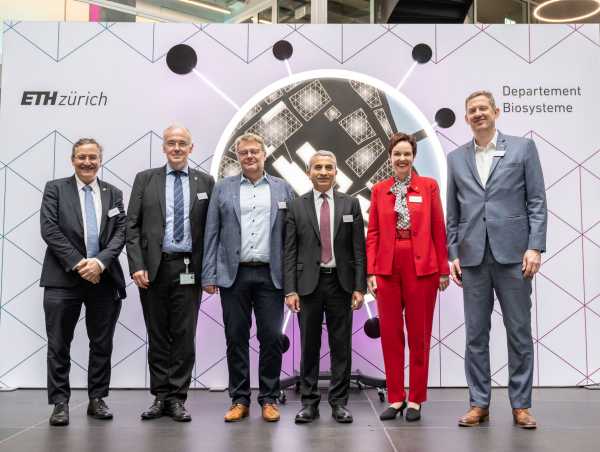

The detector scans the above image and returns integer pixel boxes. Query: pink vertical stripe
[89,5,102,22]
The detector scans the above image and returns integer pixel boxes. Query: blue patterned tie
[173,171,184,243]
[83,185,100,257]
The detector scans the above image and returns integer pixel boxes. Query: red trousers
[376,237,438,404]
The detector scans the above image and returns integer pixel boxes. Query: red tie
[320,194,332,264]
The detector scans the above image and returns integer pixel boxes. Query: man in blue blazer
[202,133,295,423]
[446,91,547,429]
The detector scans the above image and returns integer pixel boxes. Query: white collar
[75,174,99,192]
[314,187,334,200]
[474,130,498,152]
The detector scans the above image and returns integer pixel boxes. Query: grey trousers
[462,243,534,409]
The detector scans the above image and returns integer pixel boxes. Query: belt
[396,229,411,240]
[239,262,269,267]
[319,267,336,274]
[161,252,192,261]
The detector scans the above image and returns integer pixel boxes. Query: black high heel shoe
[379,401,407,420]
[405,404,421,422]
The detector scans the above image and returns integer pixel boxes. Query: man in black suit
[284,150,366,424]
[127,125,214,422]
[40,138,126,426]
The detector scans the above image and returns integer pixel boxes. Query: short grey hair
[308,150,337,170]
[465,90,497,110]
[234,133,266,153]
[163,124,192,141]
[71,138,103,160]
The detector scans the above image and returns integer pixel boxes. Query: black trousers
[44,281,121,404]
[219,265,283,406]
[139,255,200,402]
[298,272,352,408]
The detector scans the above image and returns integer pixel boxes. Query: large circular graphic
[212,70,447,220]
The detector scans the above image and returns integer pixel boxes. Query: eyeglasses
[236,149,262,157]
[165,140,191,149]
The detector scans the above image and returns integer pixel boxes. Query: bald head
[163,124,192,141]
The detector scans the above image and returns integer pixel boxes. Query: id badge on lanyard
[180,257,195,285]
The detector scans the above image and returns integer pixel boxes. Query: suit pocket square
[108,207,120,218]
[197,192,208,200]
[343,215,353,223]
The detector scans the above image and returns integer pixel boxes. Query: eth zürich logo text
[21,90,108,107]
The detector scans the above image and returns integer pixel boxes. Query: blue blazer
[201,172,295,289]
[446,131,547,267]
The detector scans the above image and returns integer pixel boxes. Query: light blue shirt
[162,163,192,253]
[240,174,271,263]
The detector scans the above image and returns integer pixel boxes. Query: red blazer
[366,173,449,277]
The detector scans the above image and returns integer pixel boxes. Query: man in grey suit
[202,133,295,423]
[127,125,214,422]
[446,90,547,429]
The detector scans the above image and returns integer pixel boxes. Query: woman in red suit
[367,132,449,421]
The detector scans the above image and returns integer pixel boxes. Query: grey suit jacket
[201,172,295,289]
[446,131,547,267]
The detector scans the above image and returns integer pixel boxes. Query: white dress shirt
[75,175,105,270]
[474,130,498,188]
[313,187,336,268]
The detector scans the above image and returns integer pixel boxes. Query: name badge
[493,150,506,157]
[108,207,120,218]
[278,201,287,209]
[180,257,195,285]
[408,196,422,203]
[343,215,353,223]
[197,192,208,200]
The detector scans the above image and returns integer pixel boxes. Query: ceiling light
[177,0,231,15]
[533,0,600,23]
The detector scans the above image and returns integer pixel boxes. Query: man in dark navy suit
[40,138,127,426]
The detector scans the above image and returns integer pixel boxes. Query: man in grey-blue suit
[202,133,295,423]
[447,91,547,429]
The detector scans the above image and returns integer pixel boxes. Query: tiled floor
[1,387,599,452]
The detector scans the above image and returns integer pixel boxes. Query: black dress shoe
[49,402,69,426]
[295,405,320,424]
[379,401,407,421]
[405,405,421,422]
[331,405,353,423]
[141,399,165,420]
[87,398,113,420]
[167,400,192,422]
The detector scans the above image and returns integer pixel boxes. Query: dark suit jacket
[39,175,127,299]
[284,190,367,296]
[126,165,214,284]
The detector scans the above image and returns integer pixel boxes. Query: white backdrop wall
[0,22,599,389]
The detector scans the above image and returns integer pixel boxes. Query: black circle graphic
[435,108,456,128]
[364,317,381,339]
[412,43,433,64]
[166,44,198,75]
[280,334,291,353]
[273,40,293,61]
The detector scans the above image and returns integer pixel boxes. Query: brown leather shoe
[458,406,489,427]
[512,408,537,429]
[224,404,249,422]
[262,403,280,422]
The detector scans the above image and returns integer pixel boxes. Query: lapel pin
[102,187,107,191]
